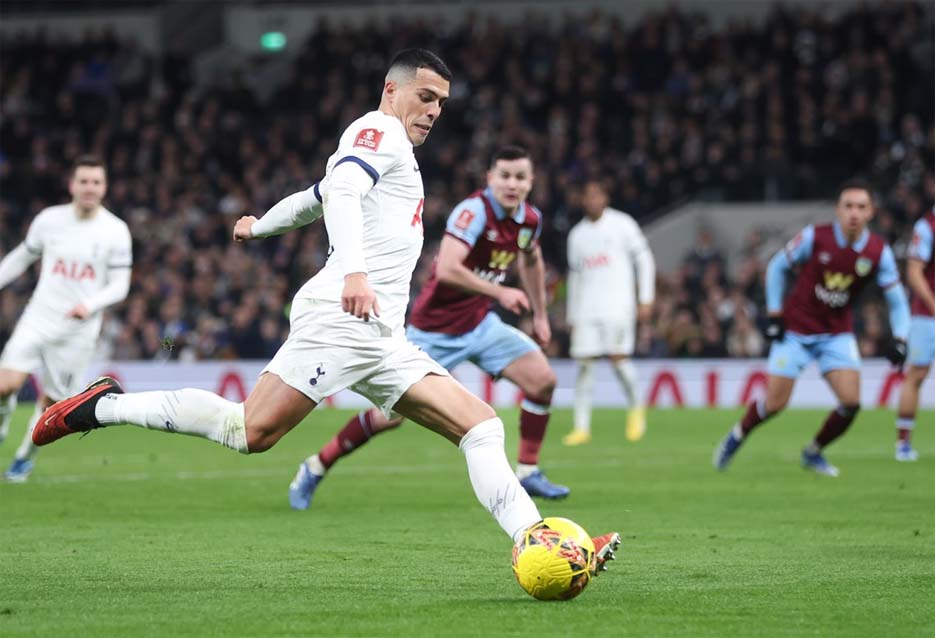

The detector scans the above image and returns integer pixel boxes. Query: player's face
[487,158,534,210]
[835,188,874,239]
[69,166,107,212]
[582,183,608,219]
[389,68,449,147]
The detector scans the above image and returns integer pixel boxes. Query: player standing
[713,180,910,476]
[32,51,619,565]
[288,145,570,510]
[562,180,655,446]
[0,156,132,482]
[893,206,935,461]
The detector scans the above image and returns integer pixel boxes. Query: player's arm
[435,236,529,314]
[517,245,550,345]
[326,161,379,320]
[0,243,40,290]
[764,225,815,340]
[628,220,656,323]
[234,182,324,241]
[906,221,935,314]
[875,244,911,366]
[566,234,580,327]
[70,226,133,319]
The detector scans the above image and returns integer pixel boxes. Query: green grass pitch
[1,406,933,637]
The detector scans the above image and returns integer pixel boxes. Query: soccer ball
[511,517,595,600]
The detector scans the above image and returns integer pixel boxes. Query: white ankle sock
[306,453,326,476]
[95,389,248,453]
[573,360,594,433]
[612,359,640,406]
[13,402,42,461]
[459,417,542,543]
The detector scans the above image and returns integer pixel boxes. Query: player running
[0,156,132,482]
[31,50,620,568]
[893,206,935,462]
[563,179,655,446]
[288,145,570,510]
[713,180,910,476]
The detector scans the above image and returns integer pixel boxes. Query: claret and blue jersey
[907,210,935,366]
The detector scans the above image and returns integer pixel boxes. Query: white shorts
[570,319,635,359]
[0,321,96,400]
[263,297,449,417]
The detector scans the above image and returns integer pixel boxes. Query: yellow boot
[626,407,646,442]
[562,429,592,446]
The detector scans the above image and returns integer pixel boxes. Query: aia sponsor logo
[51,259,96,281]
[584,254,610,269]
[353,128,384,151]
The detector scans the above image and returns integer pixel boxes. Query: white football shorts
[263,297,449,416]
[0,320,97,400]
[570,318,636,359]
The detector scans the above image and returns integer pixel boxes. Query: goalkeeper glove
[885,338,907,367]
[763,316,785,342]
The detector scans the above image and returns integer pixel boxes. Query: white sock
[515,463,538,480]
[573,360,594,433]
[0,394,16,443]
[13,402,42,461]
[306,453,326,476]
[612,359,640,407]
[459,417,542,542]
[95,389,248,453]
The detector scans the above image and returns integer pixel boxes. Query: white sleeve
[627,220,655,305]
[0,243,39,290]
[323,162,376,276]
[333,121,404,183]
[251,182,324,238]
[84,267,131,314]
[566,231,580,325]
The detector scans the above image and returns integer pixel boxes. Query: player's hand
[497,287,530,315]
[637,303,653,323]
[884,338,907,368]
[233,216,258,242]
[763,315,785,342]
[342,272,380,322]
[532,314,551,347]
[66,304,91,320]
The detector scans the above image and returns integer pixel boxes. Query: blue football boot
[288,460,324,510]
[4,458,34,483]
[519,470,570,499]
[801,449,839,477]
[713,430,744,470]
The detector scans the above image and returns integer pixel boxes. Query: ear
[384,80,397,99]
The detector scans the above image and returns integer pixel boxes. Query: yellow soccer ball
[511,517,596,600]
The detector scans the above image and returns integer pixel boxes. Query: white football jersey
[298,111,425,332]
[21,204,132,339]
[567,207,655,323]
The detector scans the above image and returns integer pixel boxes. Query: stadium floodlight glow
[260,32,287,51]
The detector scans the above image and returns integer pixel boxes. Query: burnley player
[289,145,570,510]
[713,180,910,476]
[894,206,935,461]
[0,156,132,481]
[31,52,621,566]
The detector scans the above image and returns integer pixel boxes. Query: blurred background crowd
[1,2,933,360]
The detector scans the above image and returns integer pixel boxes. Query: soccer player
[0,155,132,482]
[713,180,910,476]
[562,180,655,446]
[894,206,935,461]
[32,50,619,567]
[288,145,570,510]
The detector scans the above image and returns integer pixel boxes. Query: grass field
[1,405,933,637]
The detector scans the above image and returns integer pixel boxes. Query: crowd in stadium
[1,2,932,360]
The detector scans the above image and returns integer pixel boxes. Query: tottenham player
[563,180,655,446]
[894,206,935,461]
[713,180,910,476]
[32,51,620,567]
[0,156,132,482]
[289,145,570,509]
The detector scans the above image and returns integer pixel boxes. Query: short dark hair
[490,145,531,168]
[71,154,106,177]
[387,48,452,82]
[838,178,874,200]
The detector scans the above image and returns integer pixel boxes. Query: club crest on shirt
[855,257,872,277]
[517,228,533,250]
[454,209,475,231]
[353,128,384,151]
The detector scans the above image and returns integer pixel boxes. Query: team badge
[353,128,384,151]
[855,257,872,277]
[517,228,533,250]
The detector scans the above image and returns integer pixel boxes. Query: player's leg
[5,392,52,482]
[610,354,646,442]
[801,334,863,477]
[894,317,935,461]
[0,369,29,445]
[565,357,595,446]
[290,408,403,510]
[713,333,802,470]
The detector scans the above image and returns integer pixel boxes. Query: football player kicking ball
[713,180,911,476]
[32,50,619,570]
[0,156,132,482]
[289,145,571,510]
[894,206,935,462]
